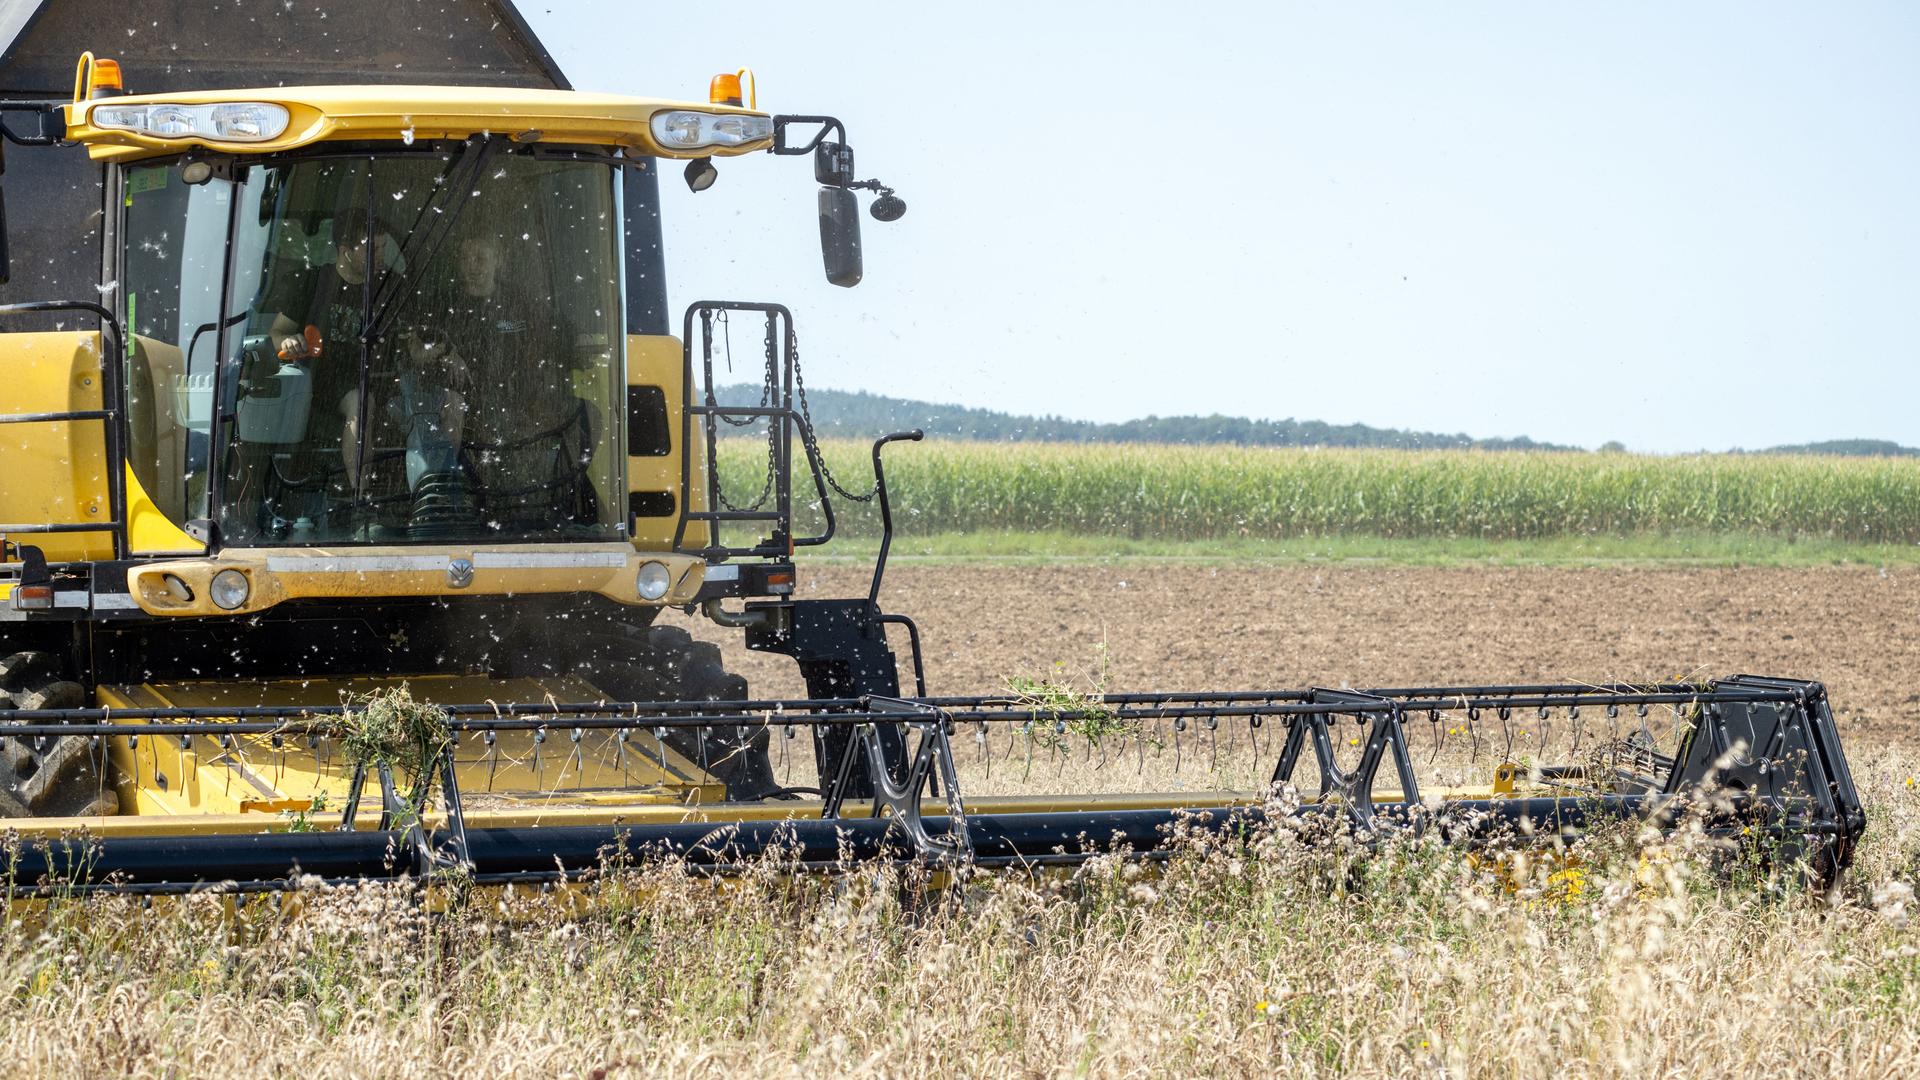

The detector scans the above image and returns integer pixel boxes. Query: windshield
[120,143,626,547]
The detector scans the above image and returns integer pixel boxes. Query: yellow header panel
[64,85,773,162]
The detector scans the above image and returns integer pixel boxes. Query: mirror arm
[770,114,848,157]
[0,100,68,147]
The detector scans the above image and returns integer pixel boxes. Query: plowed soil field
[673,563,1920,745]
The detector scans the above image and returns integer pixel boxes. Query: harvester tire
[510,623,781,801]
[0,652,118,818]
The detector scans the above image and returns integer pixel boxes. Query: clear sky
[525,2,1920,453]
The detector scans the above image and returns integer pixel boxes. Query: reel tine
[1173,715,1186,773]
[1466,702,1481,765]
[1428,708,1444,766]
[1499,703,1514,761]
[484,729,499,791]
[1207,712,1219,774]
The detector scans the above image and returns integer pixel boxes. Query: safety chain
[709,309,779,513]
[707,308,879,510]
[787,324,878,503]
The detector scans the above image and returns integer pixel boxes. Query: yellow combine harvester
[0,55,1864,893]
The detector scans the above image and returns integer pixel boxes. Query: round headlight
[636,561,672,601]
[209,569,251,610]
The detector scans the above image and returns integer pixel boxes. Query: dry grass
[1,744,1917,1078]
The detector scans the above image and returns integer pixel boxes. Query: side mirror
[818,186,863,288]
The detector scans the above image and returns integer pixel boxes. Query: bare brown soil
[672,562,1920,746]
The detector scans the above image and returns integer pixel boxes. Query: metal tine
[1569,703,1584,754]
[1427,708,1444,766]
[484,729,499,791]
[975,721,990,780]
[616,727,632,785]
[569,727,585,783]
[1173,715,1186,773]
[220,734,236,797]
[1053,720,1066,777]
[532,726,547,786]
[654,726,670,773]
[1206,712,1219,773]
[92,734,107,800]
[1467,705,1481,764]
[1021,721,1036,781]
[1499,702,1515,760]
[1136,725,1146,775]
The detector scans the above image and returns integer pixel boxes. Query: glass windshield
[122,143,626,547]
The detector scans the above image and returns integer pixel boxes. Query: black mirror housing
[814,141,855,188]
[818,186,863,287]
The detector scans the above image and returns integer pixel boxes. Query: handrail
[0,299,129,556]
[673,300,842,561]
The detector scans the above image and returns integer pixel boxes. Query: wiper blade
[363,135,501,345]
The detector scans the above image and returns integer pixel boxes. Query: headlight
[637,561,672,601]
[649,110,773,151]
[209,569,251,610]
[90,101,290,143]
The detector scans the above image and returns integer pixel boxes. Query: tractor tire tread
[0,654,117,818]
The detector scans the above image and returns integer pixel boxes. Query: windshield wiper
[363,135,501,346]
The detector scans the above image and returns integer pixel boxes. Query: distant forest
[714,385,1917,456]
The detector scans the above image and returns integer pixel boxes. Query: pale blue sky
[527,2,1920,452]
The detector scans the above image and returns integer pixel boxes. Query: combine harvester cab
[0,56,1866,897]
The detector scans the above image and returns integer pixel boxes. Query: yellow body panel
[97,675,725,816]
[123,466,204,555]
[122,543,707,616]
[64,85,773,163]
[0,331,113,562]
[628,333,708,552]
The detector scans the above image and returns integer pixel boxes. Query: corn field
[713,439,1920,542]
